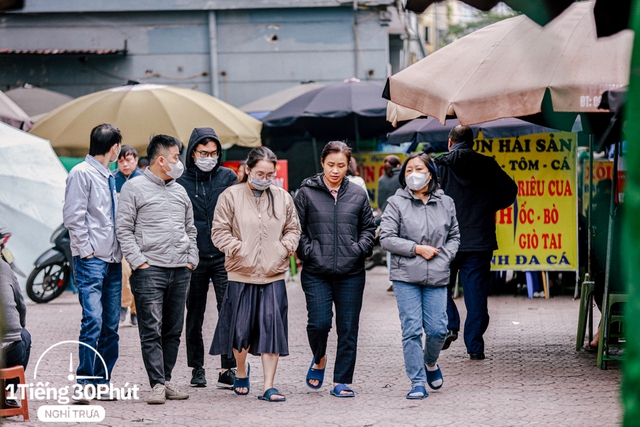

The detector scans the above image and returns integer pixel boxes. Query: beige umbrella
[5,86,74,120]
[386,1,633,125]
[30,83,262,157]
[0,90,32,131]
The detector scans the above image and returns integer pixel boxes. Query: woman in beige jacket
[209,147,300,402]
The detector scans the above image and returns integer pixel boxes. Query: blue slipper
[330,383,355,398]
[257,387,286,402]
[426,364,443,390]
[233,363,250,395]
[406,385,428,399]
[305,359,325,389]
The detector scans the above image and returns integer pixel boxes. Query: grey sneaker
[147,384,166,405]
[120,307,128,323]
[130,313,138,326]
[165,382,189,400]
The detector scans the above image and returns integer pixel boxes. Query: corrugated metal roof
[0,48,126,55]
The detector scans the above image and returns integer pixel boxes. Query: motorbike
[0,228,27,277]
[26,223,73,303]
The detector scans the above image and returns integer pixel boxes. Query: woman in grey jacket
[380,152,460,400]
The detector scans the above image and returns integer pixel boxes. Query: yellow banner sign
[484,132,578,271]
[355,152,407,209]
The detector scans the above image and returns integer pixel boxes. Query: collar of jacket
[85,154,112,178]
[143,167,175,187]
[450,141,471,152]
[302,173,349,195]
[397,186,444,204]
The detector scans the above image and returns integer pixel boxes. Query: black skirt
[210,280,289,357]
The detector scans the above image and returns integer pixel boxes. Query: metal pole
[208,10,220,98]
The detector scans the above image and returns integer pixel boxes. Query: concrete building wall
[0,6,391,107]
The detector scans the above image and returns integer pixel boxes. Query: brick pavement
[4,266,621,426]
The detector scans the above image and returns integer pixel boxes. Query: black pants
[446,251,493,355]
[301,269,365,384]
[2,328,31,389]
[131,266,191,387]
[186,257,236,370]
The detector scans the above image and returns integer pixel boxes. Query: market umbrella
[0,90,32,131]
[5,86,74,121]
[385,1,633,126]
[0,122,67,285]
[30,83,262,157]
[262,79,394,143]
[387,117,556,150]
[240,82,324,120]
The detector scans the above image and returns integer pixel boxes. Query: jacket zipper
[333,193,338,274]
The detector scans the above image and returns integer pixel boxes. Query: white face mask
[249,174,273,191]
[163,158,184,180]
[195,156,218,172]
[406,172,430,191]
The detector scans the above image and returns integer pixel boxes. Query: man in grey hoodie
[117,134,199,405]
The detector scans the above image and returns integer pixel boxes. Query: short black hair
[146,135,182,163]
[138,157,150,168]
[449,125,474,148]
[398,152,439,195]
[118,145,138,160]
[89,124,122,156]
[385,155,401,168]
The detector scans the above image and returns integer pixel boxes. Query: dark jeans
[301,269,365,384]
[131,265,191,387]
[2,328,32,388]
[72,256,122,385]
[446,251,493,355]
[186,257,236,370]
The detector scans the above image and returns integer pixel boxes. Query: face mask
[249,174,273,191]
[162,158,184,180]
[195,156,218,172]
[406,172,430,191]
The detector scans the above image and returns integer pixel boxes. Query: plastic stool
[598,293,627,369]
[575,279,595,351]
[0,365,30,421]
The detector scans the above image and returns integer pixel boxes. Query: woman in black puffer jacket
[294,141,376,398]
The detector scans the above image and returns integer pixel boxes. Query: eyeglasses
[251,171,276,180]
[195,150,218,158]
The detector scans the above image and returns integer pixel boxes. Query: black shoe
[441,330,458,350]
[5,398,20,408]
[120,307,128,323]
[217,368,236,389]
[469,353,485,360]
[130,313,138,326]
[190,367,207,387]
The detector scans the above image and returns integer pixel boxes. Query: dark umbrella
[387,117,556,151]
[261,79,394,148]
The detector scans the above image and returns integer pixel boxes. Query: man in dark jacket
[435,125,517,360]
[377,155,402,212]
[177,127,238,388]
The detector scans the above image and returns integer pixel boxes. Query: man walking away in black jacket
[177,127,238,388]
[435,125,517,360]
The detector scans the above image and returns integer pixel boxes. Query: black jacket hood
[185,127,222,177]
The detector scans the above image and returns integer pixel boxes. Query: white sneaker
[147,383,166,405]
[165,382,189,400]
[72,390,91,405]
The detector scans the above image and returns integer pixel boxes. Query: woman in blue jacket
[380,152,460,400]
[294,141,376,398]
